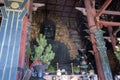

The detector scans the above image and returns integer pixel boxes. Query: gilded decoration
[11,2,19,9]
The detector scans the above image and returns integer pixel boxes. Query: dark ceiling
[32,0,120,19]
[33,0,80,18]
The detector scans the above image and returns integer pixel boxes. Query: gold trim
[11,2,19,9]
[8,0,24,2]
[6,8,23,12]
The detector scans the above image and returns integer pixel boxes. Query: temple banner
[0,0,27,80]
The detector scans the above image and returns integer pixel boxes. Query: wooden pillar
[18,0,30,69]
[84,0,105,79]
[17,0,31,80]
[18,17,28,68]
[17,16,28,80]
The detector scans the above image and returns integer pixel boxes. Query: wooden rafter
[98,21,120,26]
[75,7,120,16]
[96,0,112,18]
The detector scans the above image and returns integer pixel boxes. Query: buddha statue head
[40,19,56,40]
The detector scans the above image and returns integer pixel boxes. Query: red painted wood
[84,0,105,79]
[19,16,28,68]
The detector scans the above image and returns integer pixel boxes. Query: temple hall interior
[0,0,120,80]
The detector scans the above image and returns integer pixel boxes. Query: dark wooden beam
[107,27,116,51]
[53,0,57,15]
[69,0,76,18]
[62,0,67,17]
[57,15,76,18]
[46,1,75,7]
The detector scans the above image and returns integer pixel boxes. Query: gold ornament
[11,2,19,9]
[8,0,24,2]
